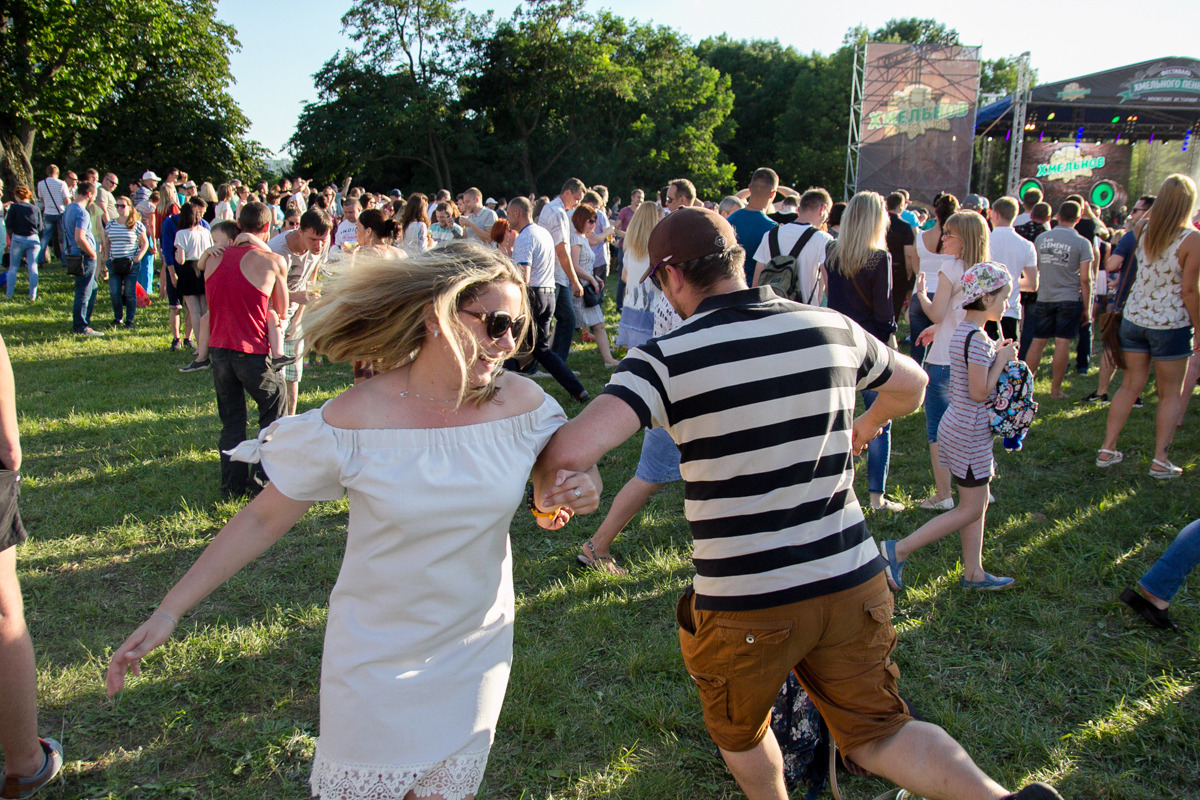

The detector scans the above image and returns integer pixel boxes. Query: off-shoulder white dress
[230,395,567,800]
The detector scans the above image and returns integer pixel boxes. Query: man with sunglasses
[504,198,588,402]
[535,207,1062,800]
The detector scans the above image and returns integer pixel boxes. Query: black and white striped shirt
[602,287,894,611]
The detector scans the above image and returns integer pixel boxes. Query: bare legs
[1024,336,1072,399]
[895,484,990,582]
[581,476,663,574]
[1179,353,1200,427]
[845,721,1008,800]
[0,546,44,778]
[927,442,953,504]
[1100,352,1187,466]
[590,323,621,367]
[719,721,1009,800]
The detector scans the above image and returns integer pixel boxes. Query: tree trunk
[0,121,37,201]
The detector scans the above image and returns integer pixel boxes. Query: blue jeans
[908,302,933,366]
[108,263,138,325]
[551,282,576,362]
[136,250,154,293]
[40,214,63,262]
[861,390,891,494]
[72,255,99,332]
[923,363,951,443]
[6,236,40,299]
[1140,519,1200,603]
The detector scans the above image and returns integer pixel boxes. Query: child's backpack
[965,329,1038,446]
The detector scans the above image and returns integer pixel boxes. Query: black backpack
[759,225,819,303]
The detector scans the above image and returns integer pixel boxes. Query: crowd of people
[1,157,1198,800]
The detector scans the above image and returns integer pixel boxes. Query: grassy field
[5,263,1199,800]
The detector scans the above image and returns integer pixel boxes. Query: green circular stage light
[1090,181,1116,209]
[1018,179,1042,199]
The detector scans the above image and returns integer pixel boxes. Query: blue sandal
[879,540,906,590]
[960,572,1015,591]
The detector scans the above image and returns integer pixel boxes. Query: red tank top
[207,245,272,354]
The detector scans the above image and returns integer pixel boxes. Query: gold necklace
[397,373,458,405]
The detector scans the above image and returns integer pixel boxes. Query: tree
[337,0,471,190]
[696,36,804,188]
[0,0,256,197]
[36,4,264,185]
[870,17,960,46]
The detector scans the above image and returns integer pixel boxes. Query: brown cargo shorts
[676,572,912,755]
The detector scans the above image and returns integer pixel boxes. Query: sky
[216,0,1200,158]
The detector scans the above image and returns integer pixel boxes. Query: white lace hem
[309,747,489,800]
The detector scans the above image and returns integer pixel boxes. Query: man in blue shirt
[726,168,779,285]
[63,182,103,336]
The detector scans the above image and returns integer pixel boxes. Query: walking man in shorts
[535,208,1062,800]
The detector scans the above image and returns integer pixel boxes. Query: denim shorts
[1035,300,1082,339]
[923,363,950,443]
[1118,318,1194,361]
[634,426,681,484]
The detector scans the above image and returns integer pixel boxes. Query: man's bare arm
[533,395,643,506]
[852,353,927,454]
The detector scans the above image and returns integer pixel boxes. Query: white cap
[141,171,161,182]
[485,197,497,205]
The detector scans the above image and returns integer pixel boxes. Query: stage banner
[857,43,981,204]
[1016,142,1133,213]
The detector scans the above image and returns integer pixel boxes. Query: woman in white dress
[570,204,621,367]
[106,244,600,800]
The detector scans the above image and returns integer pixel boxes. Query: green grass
[5,264,1200,799]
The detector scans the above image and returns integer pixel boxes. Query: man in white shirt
[751,187,834,304]
[539,178,586,362]
[457,188,498,244]
[1012,187,1042,227]
[987,196,1039,342]
[333,198,360,251]
[37,164,70,264]
[505,197,588,402]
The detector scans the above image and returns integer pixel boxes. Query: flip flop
[577,541,627,576]
[919,496,954,511]
[1096,449,1123,468]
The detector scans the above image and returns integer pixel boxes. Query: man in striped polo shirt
[535,208,1061,800]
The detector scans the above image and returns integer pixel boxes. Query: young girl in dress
[880,262,1018,591]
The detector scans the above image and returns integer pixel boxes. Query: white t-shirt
[1012,212,1032,227]
[38,177,70,215]
[402,221,429,255]
[750,222,833,304]
[914,228,953,296]
[538,197,573,286]
[925,258,967,366]
[174,227,214,262]
[989,226,1037,319]
[214,201,234,221]
[334,219,357,249]
[463,207,497,244]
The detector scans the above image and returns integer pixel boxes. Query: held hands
[105,612,178,696]
[851,413,884,456]
[536,469,600,530]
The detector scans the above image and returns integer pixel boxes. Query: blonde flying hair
[304,243,530,407]
[1143,173,1197,263]
[624,201,661,260]
[829,191,888,278]
[199,182,219,204]
[944,211,990,269]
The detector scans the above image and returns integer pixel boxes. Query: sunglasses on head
[459,309,526,340]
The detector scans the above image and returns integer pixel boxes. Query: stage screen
[1016,142,1134,214]
[858,43,981,204]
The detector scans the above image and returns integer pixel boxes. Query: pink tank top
[207,245,271,354]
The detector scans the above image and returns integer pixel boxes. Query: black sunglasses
[459,309,526,340]
[645,254,674,290]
